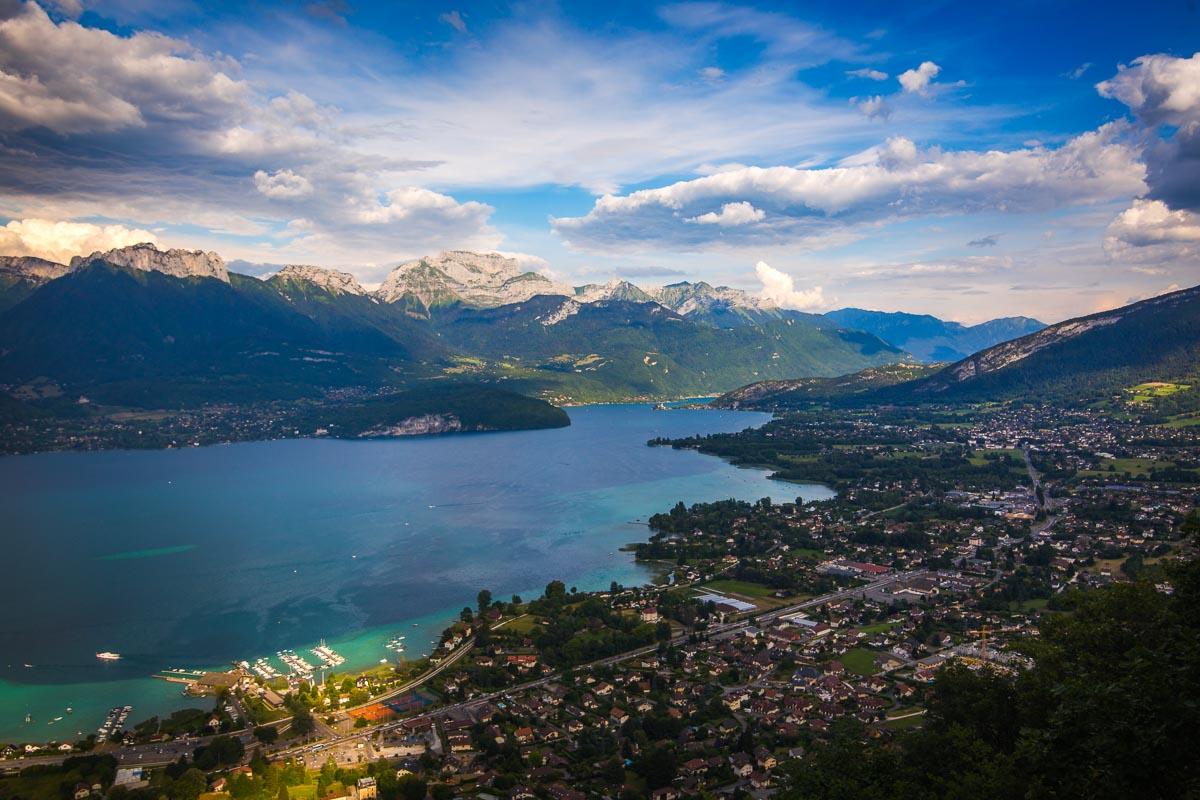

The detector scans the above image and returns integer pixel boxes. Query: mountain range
[720,284,1200,409]
[0,245,904,409]
[0,243,1084,416]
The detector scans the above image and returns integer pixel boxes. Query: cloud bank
[0,218,158,263]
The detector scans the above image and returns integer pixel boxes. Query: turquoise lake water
[0,404,832,741]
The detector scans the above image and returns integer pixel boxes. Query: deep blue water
[0,404,831,740]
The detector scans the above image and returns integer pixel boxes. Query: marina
[277,649,316,680]
[96,705,131,743]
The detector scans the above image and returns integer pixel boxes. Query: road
[1023,447,1061,537]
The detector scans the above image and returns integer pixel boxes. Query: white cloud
[1097,52,1200,126]
[0,2,248,134]
[847,68,887,81]
[754,260,825,310]
[253,168,314,199]
[687,201,765,226]
[851,94,890,120]
[1098,52,1200,214]
[698,66,725,82]
[0,218,158,263]
[354,186,492,226]
[1104,198,1200,262]
[898,61,940,94]
[552,125,1146,250]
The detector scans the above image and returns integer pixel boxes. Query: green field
[1079,457,1170,477]
[496,613,539,634]
[968,447,1023,467]
[836,647,880,676]
[858,621,899,634]
[701,579,777,599]
[1127,381,1190,403]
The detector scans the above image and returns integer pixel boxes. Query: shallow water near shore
[0,403,832,741]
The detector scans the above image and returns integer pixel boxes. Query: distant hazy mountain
[824,308,1046,361]
[885,285,1200,402]
[0,245,904,407]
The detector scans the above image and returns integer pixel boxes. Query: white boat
[96,652,121,661]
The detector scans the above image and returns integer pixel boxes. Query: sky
[0,0,1198,323]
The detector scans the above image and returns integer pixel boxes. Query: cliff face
[70,243,229,283]
[275,264,366,295]
[0,256,72,284]
[359,413,465,437]
[374,250,570,308]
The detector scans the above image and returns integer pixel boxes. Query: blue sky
[0,0,1198,322]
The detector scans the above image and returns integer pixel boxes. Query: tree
[395,775,427,800]
[291,706,315,737]
[460,606,474,623]
[171,768,207,800]
[544,580,567,602]
[254,725,279,744]
[477,589,493,614]
[277,785,290,800]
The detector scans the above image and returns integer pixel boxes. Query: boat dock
[311,640,345,668]
[96,705,131,743]
[277,649,315,679]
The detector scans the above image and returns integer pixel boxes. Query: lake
[0,403,832,741]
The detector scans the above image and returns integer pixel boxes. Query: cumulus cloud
[0,218,158,263]
[851,94,890,120]
[552,126,1146,250]
[0,2,247,134]
[253,168,314,199]
[1098,52,1200,213]
[898,61,940,94]
[847,68,887,81]
[967,235,998,247]
[754,261,825,310]
[1097,53,1200,126]
[1104,198,1200,262]
[354,186,492,226]
[687,201,765,226]
[698,66,725,82]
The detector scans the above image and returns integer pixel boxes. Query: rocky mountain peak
[651,280,767,315]
[573,280,653,304]
[70,242,229,283]
[374,250,570,307]
[0,255,72,284]
[275,264,365,295]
